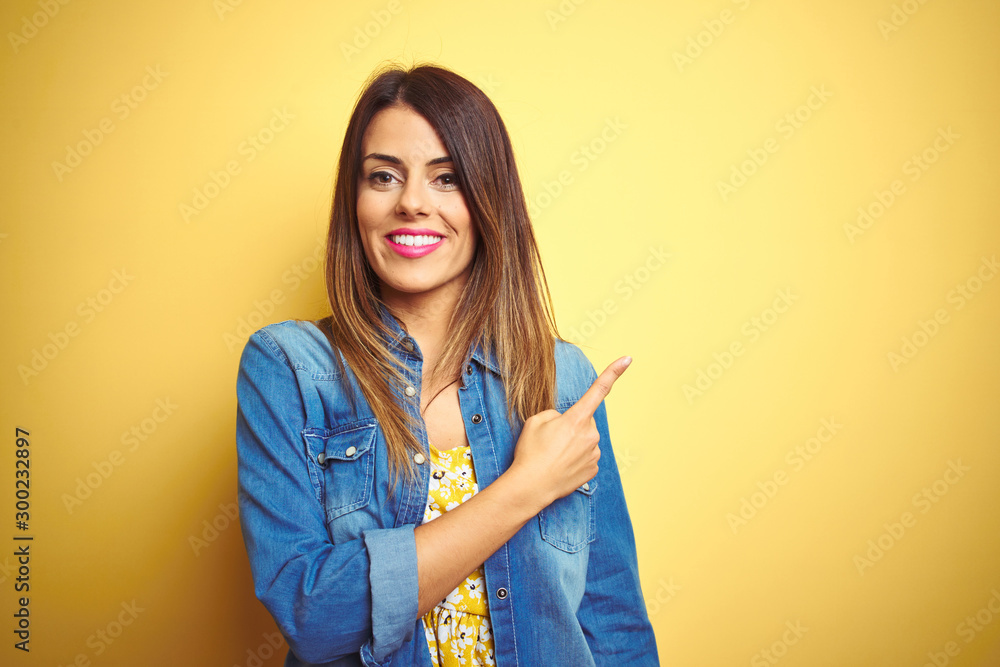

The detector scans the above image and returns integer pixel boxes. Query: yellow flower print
[464,574,485,601]
[421,444,494,666]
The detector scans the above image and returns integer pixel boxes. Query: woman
[236,63,658,666]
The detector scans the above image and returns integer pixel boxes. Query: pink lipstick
[385,228,444,258]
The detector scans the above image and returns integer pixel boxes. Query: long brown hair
[318,62,561,488]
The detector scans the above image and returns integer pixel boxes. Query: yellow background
[2,0,999,665]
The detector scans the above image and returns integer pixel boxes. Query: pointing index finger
[564,356,632,421]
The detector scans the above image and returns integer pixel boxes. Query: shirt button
[465,364,473,375]
[345,446,357,457]
[413,453,426,465]
[317,452,328,466]
[496,587,508,600]
[471,414,482,424]
[402,339,414,351]
[582,482,590,491]
[404,386,417,397]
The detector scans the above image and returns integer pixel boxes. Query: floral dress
[420,442,496,667]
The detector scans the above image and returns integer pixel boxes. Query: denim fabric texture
[235,311,659,666]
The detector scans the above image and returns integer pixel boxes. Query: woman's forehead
[361,105,449,163]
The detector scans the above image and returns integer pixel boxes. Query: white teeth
[390,234,441,247]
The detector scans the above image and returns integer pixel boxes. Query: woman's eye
[436,172,459,188]
[368,171,397,187]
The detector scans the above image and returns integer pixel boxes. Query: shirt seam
[255,329,293,370]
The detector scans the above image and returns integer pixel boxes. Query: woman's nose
[395,178,432,218]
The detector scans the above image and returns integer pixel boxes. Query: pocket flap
[577,477,597,496]
[303,419,377,464]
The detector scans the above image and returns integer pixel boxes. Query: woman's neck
[382,284,463,386]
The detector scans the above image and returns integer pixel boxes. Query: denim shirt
[235,313,659,666]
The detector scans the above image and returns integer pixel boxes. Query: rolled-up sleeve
[574,357,660,666]
[236,330,418,664]
[364,527,419,657]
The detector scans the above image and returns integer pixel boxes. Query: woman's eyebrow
[362,153,453,166]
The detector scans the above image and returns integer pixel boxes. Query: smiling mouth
[384,233,445,258]
[388,234,443,247]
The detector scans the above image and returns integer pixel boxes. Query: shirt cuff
[364,524,418,661]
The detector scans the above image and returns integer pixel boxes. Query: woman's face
[356,104,476,310]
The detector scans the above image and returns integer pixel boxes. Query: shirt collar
[376,303,503,377]
[470,344,503,377]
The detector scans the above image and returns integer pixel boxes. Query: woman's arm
[237,331,418,664]
[412,462,545,616]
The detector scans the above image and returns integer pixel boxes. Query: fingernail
[622,356,632,368]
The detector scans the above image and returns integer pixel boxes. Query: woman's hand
[412,355,631,618]
[506,356,632,506]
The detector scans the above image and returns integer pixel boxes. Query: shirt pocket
[302,418,377,524]
[538,478,597,553]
